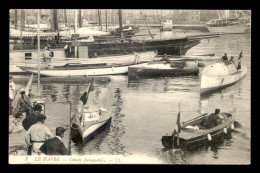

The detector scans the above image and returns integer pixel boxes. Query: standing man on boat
[204,109,221,129]
[134,52,141,63]
[9,76,16,115]
[221,53,228,61]
[40,127,69,155]
[44,44,52,68]
[64,43,69,58]
[25,114,54,155]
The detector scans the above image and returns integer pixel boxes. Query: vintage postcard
[9,9,251,164]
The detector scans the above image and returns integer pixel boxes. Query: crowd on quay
[9,76,69,155]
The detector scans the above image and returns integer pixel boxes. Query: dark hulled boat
[128,61,199,80]
[80,37,201,57]
[162,112,235,149]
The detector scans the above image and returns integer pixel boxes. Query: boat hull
[200,66,247,95]
[162,126,232,149]
[162,112,235,149]
[20,62,147,77]
[206,24,248,34]
[128,63,199,80]
[71,117,111,144]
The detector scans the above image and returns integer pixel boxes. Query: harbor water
[12,30,251,164]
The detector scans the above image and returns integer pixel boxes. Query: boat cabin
[202,61,238,77]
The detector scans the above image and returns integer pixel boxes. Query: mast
[105,9,107,31]
[98,9,102,31]
[160,10,162,40]
[64,9,67,26]
[37,9,41,96]
[53,9,58,31]
[217,10,221,19]
[20,9,25,50]
[78,9,82,28]
[74,9,78,58]
[14,9,18,29]
[118,9,124,41]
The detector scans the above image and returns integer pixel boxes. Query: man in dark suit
[221,53,228,61]
[204,109,221,129]
[40,127,69,155]
[22,104,42,131]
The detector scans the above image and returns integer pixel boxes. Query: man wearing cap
[22,104,43,131]
[221,53,228,61]
[40,127,69,155]
[204,109,222,129]
[25,114,54,155]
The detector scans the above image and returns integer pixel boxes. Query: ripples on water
[16,31,250,164]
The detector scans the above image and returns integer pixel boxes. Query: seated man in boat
[162,54,171,64]
[204,109,221,129]
[221,53,228,61]
[229,56,235,63]
[40,127,69,155]
[25,114,54,155]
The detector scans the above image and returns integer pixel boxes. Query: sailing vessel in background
[206,10,251,34]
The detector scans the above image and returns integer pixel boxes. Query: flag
[80,77,95,105]
[238,51,243,60]
[174,111,181,134]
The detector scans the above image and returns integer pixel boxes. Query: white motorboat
[200,60,247,95]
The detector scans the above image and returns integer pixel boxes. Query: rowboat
[128,61,199,80]
[200,60,247,95]
[71,78,111,144]
[162,112,235,149]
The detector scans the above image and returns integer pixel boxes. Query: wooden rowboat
[200,60,247,95]
[162,112,235,149]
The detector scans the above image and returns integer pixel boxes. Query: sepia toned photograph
[9,9,251,164]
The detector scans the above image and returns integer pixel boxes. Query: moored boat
[200,58,247,95]
[71,78,111,144]
[20,61,147,77]
[19,52,156,76]
[128,61,199,80]
[162,111,235,149]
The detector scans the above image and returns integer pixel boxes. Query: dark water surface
[14,31,251,164]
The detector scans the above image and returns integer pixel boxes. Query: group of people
[9,76,69,155]
[221,53,241,70]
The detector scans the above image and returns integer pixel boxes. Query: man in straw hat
[40,127,69,155]
[25,114,54,155]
